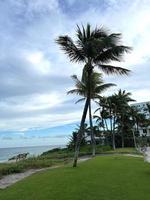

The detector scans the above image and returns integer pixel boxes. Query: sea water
[0,145,65,162]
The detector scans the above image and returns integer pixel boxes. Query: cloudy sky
[0,0,150,148]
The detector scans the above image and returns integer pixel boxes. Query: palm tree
[67,124,89,150]
[130,106,141,149]
[112,90,135,148]
[68,71,115,156]
[94,97,110,132]
[95,91,135,149]
[56,24,131,167]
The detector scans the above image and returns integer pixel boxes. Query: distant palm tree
[56,24,131,167]
[67,123,90,149]
[130,106,141,149]
[68,71,115,156]
[94,91,135,149]
[113,90,135,148]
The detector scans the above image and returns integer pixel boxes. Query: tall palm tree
[56,24,131,167]
[68,71,115,156]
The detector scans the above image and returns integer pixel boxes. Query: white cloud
[26,51,52,74]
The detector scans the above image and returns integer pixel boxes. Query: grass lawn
[0,155,150,200]
[0,147,139,178]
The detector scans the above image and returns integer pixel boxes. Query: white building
[131,101,150,136]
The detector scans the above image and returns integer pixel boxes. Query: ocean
[0,145,65,162]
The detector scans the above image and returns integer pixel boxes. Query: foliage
[1,156,150,200]
[94,90,149,149]
[57,23,131,166]
[68,71,115,101]
[67,124,89,149]
[0,156,65,179]
[56,24,131,74]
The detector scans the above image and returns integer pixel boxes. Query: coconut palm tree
[56,24,131,167]
[129,106,141,149]
[68,71,115,156]
[113,90,135,148]
[94,91,135,149]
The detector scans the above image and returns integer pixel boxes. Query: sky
[0,0,150,148]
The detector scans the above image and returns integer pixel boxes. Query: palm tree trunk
[112,117,116,150]
[112,132,116,150]
[132,129,137,149]
[73,97,89,167]
[121,131,124,148]
[112,115,116,150]
[110,110,116,150]
[89,99,96,156]
[136,120,139,135]
[86,61,95,156]
[104,119,109,131]
[121,116,125,148]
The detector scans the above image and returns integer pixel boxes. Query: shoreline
[0,145,66,163]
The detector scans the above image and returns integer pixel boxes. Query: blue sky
[0,0,150,147]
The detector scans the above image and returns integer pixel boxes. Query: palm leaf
[94,46,132,63]
[75,98,86,104]
[97,64,130,75]
[91,26,109,38]
[95,83,116,93]
[56,36,85,62]
[67,89,82,95]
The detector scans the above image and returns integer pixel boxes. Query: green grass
[104,147,139,154]
[0,155,150,200]
[0,147,139,179]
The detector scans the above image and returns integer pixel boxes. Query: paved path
[0,157,91,189]
[0,166,59,189]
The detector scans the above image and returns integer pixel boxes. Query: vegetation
[0,146,141,179]
[0,156,70,179]
[66,89,149,154]
[56,24,131,167]
[68,71,115,156]
[1,156,150,200]
[94,90,136,149]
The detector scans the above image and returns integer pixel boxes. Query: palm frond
[75,98,86,104]
[86,23,91,39]
[95,33,122,50]
[67,89,81,95]
[94,107,100,113]
[95,83,116,93]
[94,45,132,63]
[91,26,109,38]
[97,64,130,75]
[56,36,85,63]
